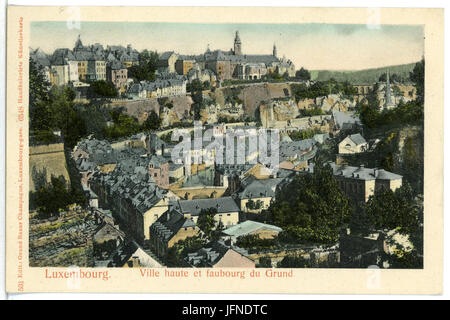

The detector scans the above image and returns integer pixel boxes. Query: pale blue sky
[30,22,424,70]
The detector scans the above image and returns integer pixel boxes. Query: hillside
[310,62,417,84]
[29,207,97,267]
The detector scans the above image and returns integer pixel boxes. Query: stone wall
[29,143,71,192]
[106,98,160,124]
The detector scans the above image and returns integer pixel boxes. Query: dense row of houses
[30,36,137,92]
[31,30,296,103]
[72,113,403,267]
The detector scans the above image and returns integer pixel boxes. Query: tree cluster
[265,163,352,244]
[295,67,311,81]
[128,50,159,82]
[290,79,357,102]
[89,80,118,98]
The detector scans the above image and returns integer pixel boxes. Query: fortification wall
[29,143,70,192]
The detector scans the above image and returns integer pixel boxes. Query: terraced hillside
[29,207,97,267]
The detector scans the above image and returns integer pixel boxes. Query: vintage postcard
[5,6,443,294]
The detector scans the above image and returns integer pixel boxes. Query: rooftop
[178,197,240,216]
[223,220,282,238]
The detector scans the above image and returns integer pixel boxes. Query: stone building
[177,197,240,228]
[127,79,187,99]
[147,154,170,189]
[108,240,163,268]
[107,60,128,93]
[157,51,178,73]
[106,44,140,67]
[150,208,200,260]
[338,133,369,154]
[198,31,294,81]
[50,48,79,85]
[175,55,196,75]
[237,177,284,214]
[73,35,106,81]
[328,163,403,203]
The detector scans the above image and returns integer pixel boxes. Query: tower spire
[273,43,277,57]
[234,31,242,55]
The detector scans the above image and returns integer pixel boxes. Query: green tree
[89,80,118,98]
[379,73,401,83]
[29,58,57,143]
[363,182,420,235]
[295,67,311,81]
[409,59,424,103]
[203,81,211,91]
[142,110,161,131]
[128,50,159,82]
[211,220,225,241]
[166,236,206,267]
[266,163,352,243]
[102,108,141,140]
[48,86,86,148]
[257,256,272,268]
[190,81,204,120]
[32,175,73,218]
[277,254,311,268]
[197,207,218,240]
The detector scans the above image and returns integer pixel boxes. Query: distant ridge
[310,62,418,84]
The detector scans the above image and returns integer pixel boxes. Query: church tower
[74,34,84,52]
[384,70,395,109]
[234,31,242,55]
[273,43,277,57]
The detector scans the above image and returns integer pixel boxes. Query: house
[338,133,369,154]
[127,79,187,99]
[236,62,267,80]
[185,241,255,268]
[187,64,217,86]
[147,154,170,189]
[109,240,163,268]
[178,197,240,228]
[237,178,284,213]
[72,36,106,81]
[175,55,196,75]
[107,60,128,93]
[89,157,178,244]
[222,220,282,243]
[332,110,362,132]
[106,44,139,67]
[328,163,403,203]
[150,208,200,259]
[169,162,185,183]
[157,51,179,73]
[145,133,168,156]
[50,48,79,85]
[87,54,106,81]
[94,208,116,226]
[93,221,125,260]
[278,138,317,170]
